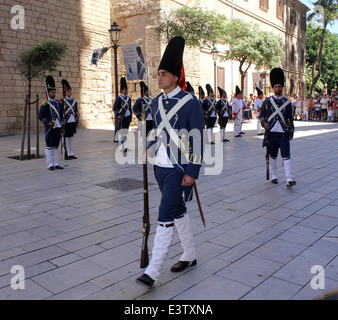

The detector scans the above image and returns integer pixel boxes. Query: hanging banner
[120,44,146,81]
[90,47,109,65]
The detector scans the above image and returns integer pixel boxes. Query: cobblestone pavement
[0,120,337,300]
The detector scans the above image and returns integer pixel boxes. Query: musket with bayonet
[140,59,151,268]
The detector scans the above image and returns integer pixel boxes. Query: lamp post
[108,21,121,141]
[211,46,218,96]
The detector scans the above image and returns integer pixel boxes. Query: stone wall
[0,0,111,136]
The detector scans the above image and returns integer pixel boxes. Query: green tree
[17,40,68,159]
[307,0,338,96]
[306,23,338,93]
[220,19,284,93]
[156,6,227,48]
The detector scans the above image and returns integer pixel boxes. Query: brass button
[165,101,169,104]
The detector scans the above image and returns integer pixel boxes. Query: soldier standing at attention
[198,86,205,110]
[38,75,64,170]
[133,81,154,148]
[215,87,230,142]
[60,79,79,159]
[202,84,217,144]
[136,36,204,288]
[260,68,296,188]
[113,77,132,153]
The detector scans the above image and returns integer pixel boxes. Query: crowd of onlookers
[288,91,338,122]
[226,89,338,122]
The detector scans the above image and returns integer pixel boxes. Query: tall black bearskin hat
[120,77,127,91]
[158,36,185,80]
[206,84,213,96]
[198,86,205,97]
[270,68,284,87]
[46,75,56,92]
[218,86,225,98]
[61,79,71,97]
[186,81,194,93]
[235,85,242,96]
[255,86,263,96]
[140,81,148,97]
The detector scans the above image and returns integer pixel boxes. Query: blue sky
[298,0,338,34]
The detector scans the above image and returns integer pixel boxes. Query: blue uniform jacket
[61,98,78,124]
[147,89,204,185]
[113,95,132,117]
[38,99,64,129]
[133,96,152,121]
[260,95,294,139]
[202,97,217,117]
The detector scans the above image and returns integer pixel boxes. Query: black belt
[158,222,174,228]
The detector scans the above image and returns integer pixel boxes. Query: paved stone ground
[0,120,337,300]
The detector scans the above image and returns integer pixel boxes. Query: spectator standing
[320,94,329,121]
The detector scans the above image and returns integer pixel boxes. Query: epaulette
[41,99,47,106]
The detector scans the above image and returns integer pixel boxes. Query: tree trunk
[310,26,326,96]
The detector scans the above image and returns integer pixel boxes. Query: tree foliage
[156,6,227,48]
[220,19,284,92]
[156,7,284,93]
[17,40,68,83]
[16,40,67,159]
[307,0,338,95]
[306,23,338,93]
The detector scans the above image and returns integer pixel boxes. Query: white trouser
[270,157,278,180]
[145,224,174,282]
[221,127,227,141]
[234,117,240,136]
[257,119,262,134]
[53,148,59,166]
[65,137,74,156]
[119,135,127,151]
[46,147,53,168]
[175,213,196,262]
[283,158,294,182]
[207,128,213,143]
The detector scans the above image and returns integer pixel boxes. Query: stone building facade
[0,0,308,136]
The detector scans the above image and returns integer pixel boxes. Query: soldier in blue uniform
[198,86,205,109]
[133,81,153,137]
[216,87,230,142]
[136,36,204,288]
[38,76,64,170]
[60,79,78,160]
[202,84,217,144]
[113,77,132,152]
[260,68,296,188]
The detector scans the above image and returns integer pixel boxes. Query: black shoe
[65,156,72,160]
[287,180,297,188]
[48,166,55,171]
[136,274,155,288]
[235,135,242,137]
[54,165,64,170]
[271,179,278,184]
[223,139,230,142]
[239,131,245,134]
[170,259,197,273]
[70,155,77,159]
[258,133,264,136]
